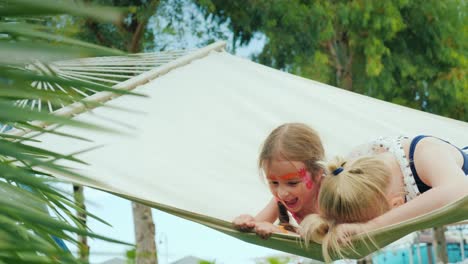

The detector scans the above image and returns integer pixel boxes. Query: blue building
[373,243,467,263]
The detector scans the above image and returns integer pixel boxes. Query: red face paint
[268,167,314,189]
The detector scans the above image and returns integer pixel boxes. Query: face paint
[298,168,314,189]
[269,167,314,189]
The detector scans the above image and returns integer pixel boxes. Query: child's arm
[337,141,468,237]
[338,180,468,238]
[254,198,280,222]
[232,198,279,232]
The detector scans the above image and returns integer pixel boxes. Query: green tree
[196,0,467,121]
[57,0,229,52]
[0,0,133,262]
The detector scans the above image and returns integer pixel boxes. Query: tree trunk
[73,184,89,263]
[432,226,448,263]
[132,202,158,264]
[127,2,160,263]
[327,32,353,91]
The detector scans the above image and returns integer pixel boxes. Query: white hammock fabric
[12,42,468,260]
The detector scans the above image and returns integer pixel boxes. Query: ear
[390,196,405,209]
[312,169,325,183]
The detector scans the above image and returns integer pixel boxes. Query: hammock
[9,42,468,261]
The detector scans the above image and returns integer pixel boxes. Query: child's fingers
[233,214,254,223]
[234,224,253,232]
[246,221,256,227]
[242,222,255,230]
[335,224,358,245]
[232,215,256,232]
[258,232,272,239]
[254,222,276,239]
[238,223,255,232]
[255,229,272,239]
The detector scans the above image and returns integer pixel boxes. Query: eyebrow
[268,172,300,181]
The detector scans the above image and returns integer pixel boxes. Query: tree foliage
[55,0,159,52]
[58,0,228,53]
[196,0,467,121]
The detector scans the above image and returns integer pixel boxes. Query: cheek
[268,186,278,196]
[299,186,316,200]
[289,185,305,197]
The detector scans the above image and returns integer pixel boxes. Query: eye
[269,181,279,186]
[288,181,300,186]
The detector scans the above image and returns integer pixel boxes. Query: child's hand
[254,222,282,239]
[335,222,375,243]
[232,214,256,232]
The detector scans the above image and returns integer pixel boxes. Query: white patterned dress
[346,136,421,202]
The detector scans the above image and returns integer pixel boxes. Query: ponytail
[300,214,331,244]
[300,155,393,262]
[300,214,352,262]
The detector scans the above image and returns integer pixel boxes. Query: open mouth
[284,197,299,208]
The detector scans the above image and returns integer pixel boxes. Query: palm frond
[0,0,135,262]
[0,0,123,23]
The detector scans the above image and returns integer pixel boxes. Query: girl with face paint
[232,123,325,239]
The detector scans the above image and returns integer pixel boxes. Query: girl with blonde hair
[233,123,325,238]
[300,135,468,262]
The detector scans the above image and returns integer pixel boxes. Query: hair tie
[332,167,344,176]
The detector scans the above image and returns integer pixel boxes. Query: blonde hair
[258,123,325,181]
[300,156,392,262]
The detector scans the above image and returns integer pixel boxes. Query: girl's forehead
[266,160,305,172]
[266,161,307,180]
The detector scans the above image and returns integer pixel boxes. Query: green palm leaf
[0,0,137,262]
[0,0,123,23]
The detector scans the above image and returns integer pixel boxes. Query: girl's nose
[278,187,290,198]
